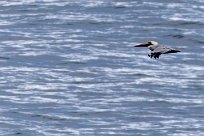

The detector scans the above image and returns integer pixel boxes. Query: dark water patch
[165,34,185,39]
[170,20,204,26]
[132,73,154,77]
[15,132,22,135]
[0,56,10,60]
[57,60,87,65]
[178,21,204,26]
[114,5,128,9]
[31,114,66,121]
[62,22,75,26]
[118,73,155,79]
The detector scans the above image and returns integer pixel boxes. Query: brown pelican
[134,41,181,59]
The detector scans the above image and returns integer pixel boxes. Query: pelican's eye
[148,41,153,45]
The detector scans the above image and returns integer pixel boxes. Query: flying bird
[134,41,181,59]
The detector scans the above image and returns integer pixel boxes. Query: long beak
[134,43,150,47]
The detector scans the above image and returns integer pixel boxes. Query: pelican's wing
[152,46,180,54]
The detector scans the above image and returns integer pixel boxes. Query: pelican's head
[134,40,158,47]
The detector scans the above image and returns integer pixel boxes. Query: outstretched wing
[152,46,180,54]
[149,46,180,59]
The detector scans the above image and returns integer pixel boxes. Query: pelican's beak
[134,43,150,47]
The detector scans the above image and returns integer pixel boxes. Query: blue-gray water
[0,0,204,136]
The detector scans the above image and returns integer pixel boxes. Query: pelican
[134,41,181,59]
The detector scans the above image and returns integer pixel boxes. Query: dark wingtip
[168,50,181,53]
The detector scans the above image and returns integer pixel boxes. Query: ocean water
[0,0,204,136]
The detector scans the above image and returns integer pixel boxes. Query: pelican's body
[134,41,180,59]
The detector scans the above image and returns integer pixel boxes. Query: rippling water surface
[0,0,204,136]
